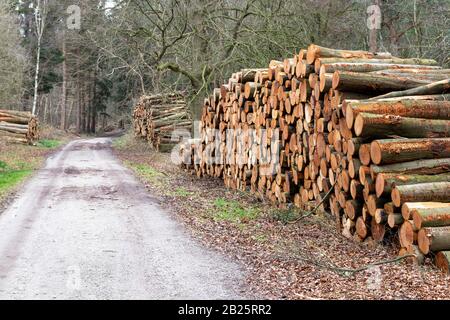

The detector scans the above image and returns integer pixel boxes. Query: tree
[31,0,48,116]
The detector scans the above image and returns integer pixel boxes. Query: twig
[287,181,336,224]
[323,254,416,277]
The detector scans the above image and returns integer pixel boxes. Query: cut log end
[375,173,385,198]
[418,228,431,255]
[391,187,401,207]
[435,251,450,274]
[370,141,382,165]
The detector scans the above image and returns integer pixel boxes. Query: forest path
[0,138,246,299]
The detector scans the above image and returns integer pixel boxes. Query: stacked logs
[0,109,39,144]
[133,93,192,152]
[180,44,450,272]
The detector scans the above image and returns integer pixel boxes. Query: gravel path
[0,138,246,299]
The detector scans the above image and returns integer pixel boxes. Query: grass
[0,160,33,197]
[124,161,168,190]
[271,207,302,224]
[169,187,194,197]
[37,139,61,149]
[212,197,259,223]
[0,170,32,195]
[0,135,66,201]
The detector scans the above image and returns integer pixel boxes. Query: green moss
[170,187,194,197]
[271,208,302,224]
[37,139,61,149]
[0,170,32,196]
[212,198,259,223]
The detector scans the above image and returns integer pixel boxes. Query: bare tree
[31,0,48,116]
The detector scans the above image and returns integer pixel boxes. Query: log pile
[180,44,450,272]
[133,93,192,152]
[0,109,39,144]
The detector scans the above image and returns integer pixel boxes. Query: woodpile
[180,44,450,273]
[133,93,192,152]
[0,109,39,144]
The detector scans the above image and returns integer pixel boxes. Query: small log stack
[179,44,450,273]
[133,93,192,152]
[0,109,39,145]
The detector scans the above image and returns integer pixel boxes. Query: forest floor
[113,132,450,300]
[0,126,75,211]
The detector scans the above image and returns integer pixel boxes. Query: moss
[213,197,259,223]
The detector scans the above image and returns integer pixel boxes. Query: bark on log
[306,44,393,64]
[401,202,450,220]
[370,158,450,177]
[435,251,450,273]
[418,226,450,254]
[370,138,450,165]
[412,206,450,229]
[354,113,449,138]
[345,100,450,129]
[370,79,450,100]
[391,182,450,207]
[375,172,450,197]
[332,71,431,94]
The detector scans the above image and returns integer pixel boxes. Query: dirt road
[0,138,246,299]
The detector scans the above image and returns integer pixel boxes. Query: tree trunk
[375,172,450,197]
[418,226,450,255]
[332,71,432,94]
[436,251,450,273]
[370,138,450,165]
[370,158,450,178]
[401,202,450,220]
[354,113,449,138]
[412,206,450,229]
[370,79,450,100]
[391,182,450,207]
[306,44,392,64]
[346,100,450,129]
[60,29,67,130]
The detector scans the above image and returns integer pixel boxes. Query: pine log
[399,220,415,247]
[371,218,386,242]
[412,206,450,229]
[345,100,450,129]
[370,159,450,178]
[388,213,404,228]
[320,63,441,75]
[418,226,450,254]
[314,58,439,72]
[306,44,393,64]
[375,172,450,197]
[332,71,431,94]
[391,182,450,207]
[435,251,450,273]
[354,113,449,138]
[370,79,450,100]
[402,202,450,220]
[370,138,450,165]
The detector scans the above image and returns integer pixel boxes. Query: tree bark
[436,251,450,273]
[354,113,449,138]
[412,206,450,229]
[375,172,450,197]
[346,100,450,129]
[391,182,450,207]
[332,71,432,94]
[370,138,450,165]
[418,226,450,255]
[370,79,450,100]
